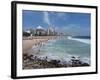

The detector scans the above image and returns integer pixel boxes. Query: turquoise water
[34,37,91,64]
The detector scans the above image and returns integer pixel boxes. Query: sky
[22,10,91,36]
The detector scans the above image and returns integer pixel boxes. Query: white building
[47,26,55,36]
[35,26,46,36]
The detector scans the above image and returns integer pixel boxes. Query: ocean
[32,36,91,65]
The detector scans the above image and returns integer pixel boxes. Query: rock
[81,63,89,66]
[49,60,60,64]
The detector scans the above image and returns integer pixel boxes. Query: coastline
[23,36,61,54]
[23,36,90,69]
[23,54,89,69]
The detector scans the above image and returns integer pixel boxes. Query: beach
[23,36,60,54]
[22,36,90,69]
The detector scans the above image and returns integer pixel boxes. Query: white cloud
[57,24,90,36]
[56,12,69,21]
[57,13,66,17]
[43,12,50,25]
[43,12,67,26]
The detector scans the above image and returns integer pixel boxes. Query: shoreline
[23,36,62,53]
[23,36,90,69]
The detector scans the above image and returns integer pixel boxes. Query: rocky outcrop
[23,54,89,69]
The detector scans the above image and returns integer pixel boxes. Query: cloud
[43,12,50,25]
[43,12,68,26]
[56,12,69,22]
[57,13,66,17]
[57,24,90,36]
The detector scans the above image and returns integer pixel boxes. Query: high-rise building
[23,25,57,36]
[47,26,55,36]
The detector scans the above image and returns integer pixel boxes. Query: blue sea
[33,36,91,64]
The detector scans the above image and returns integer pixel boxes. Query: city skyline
[23,10,91,36]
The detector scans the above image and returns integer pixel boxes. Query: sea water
[33,36,91,64]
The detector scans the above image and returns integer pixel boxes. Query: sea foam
[68,36,90,44]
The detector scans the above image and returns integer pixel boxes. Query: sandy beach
[23,36,60,54]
